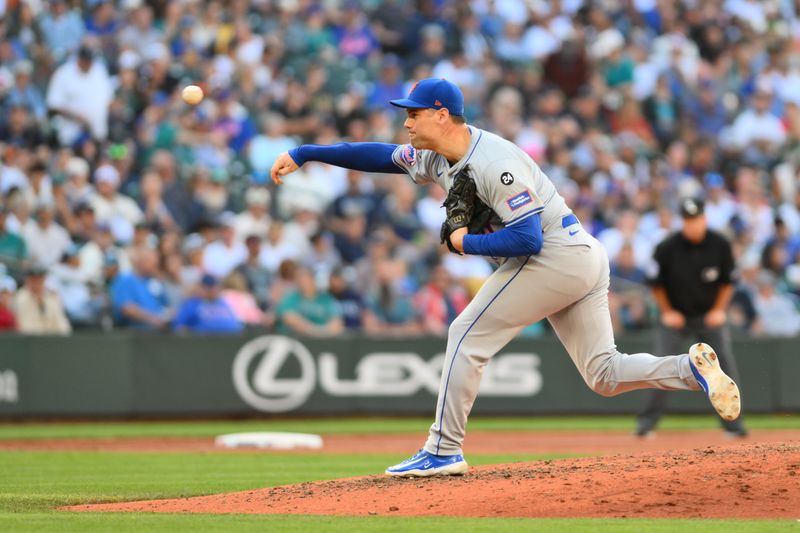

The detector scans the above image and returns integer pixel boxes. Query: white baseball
[182,85,204,105]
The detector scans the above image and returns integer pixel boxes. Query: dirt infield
[66,441,800,519]
[3,428,799,455]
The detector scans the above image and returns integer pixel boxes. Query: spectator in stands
[276,266,343,337]
[729,288,759,335]
[367,55,406,109]
[259,221,305,274]
[733,166,775,249]
[39,0,85,63]
[110,247,169,330]
[752,271,800,337]
[220,271,268,328]
[138,169,177,234]
[62,157,94,210]
[77,222,127,287]
[89,164,143,245]
[270,259,299,313]
[179,233,205,290]
[1,152,32,211]
[276,163,336,219]
[248,114,297,184]
[173,274,243,335]
[0,205,28,279]
[609,241,651,331]
[384,179,424,243]
[46,43,113,146]
[22,162,54,214]
[643,75,681,148]
[779,188,800,237]
[85,1,121,57]
[684,79,728,138]
[21,202,71,268]
[63,201,94,246]
[14,265,71,335]
[414,264,468,336]
[4,61,46,126]
[117,4,162,59]
[441,250,492,299]
[233,188,271,244]
[234,235,271,311]
[333,214,369,264]
[366,257,420,335]
[335,4,379,62]
[727,82,786,164]
[703,173,736,231]
[5,1,41,60]
[159,248,186,312]
[329,170,385,231]
[598,209,652,269]
[303,231,342,280]
[416,183,447,235]
[610,98,658,149]
[594,28,632,87]
[149,150,192,232]
[1,103,45,154]
[202,213,247,279]
[0,275,17,332]
[49,244,95,325]
[543,32,590,99]
[329,268,377,333]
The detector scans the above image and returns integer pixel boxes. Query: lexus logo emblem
[232,336,316,412]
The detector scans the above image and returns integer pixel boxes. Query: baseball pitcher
[270,78,741,477]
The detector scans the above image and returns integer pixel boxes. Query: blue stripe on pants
[435,257,530,455]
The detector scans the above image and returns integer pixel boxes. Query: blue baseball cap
[390,78,464,116]
[200,273,219,287]
[704,172,724,188]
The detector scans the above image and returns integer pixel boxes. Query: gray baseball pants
[424,224,701,456]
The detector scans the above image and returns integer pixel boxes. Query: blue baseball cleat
[689,343,741,422]
[385,450,469,477]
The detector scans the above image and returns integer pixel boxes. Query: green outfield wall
[0,333,793,417]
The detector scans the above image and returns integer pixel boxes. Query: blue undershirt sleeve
[288,143,402,174]
[462,213,543,257]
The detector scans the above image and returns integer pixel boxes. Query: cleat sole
[690,343,741,421]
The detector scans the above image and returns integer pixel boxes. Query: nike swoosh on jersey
[569,229,579,236]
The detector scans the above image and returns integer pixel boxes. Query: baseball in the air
[182,85,204,105]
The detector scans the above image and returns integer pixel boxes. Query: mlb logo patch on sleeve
[400,145,417,166]
[506,190,533,211]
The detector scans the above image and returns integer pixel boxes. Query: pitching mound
[67,442,799,519]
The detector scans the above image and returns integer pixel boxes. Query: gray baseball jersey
[392,127,572,237]
[393,126,700,456]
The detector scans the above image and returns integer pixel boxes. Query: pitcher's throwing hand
[270,152,299,184]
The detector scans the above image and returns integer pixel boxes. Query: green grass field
[0,415,797,532]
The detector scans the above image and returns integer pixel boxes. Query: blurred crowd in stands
[2,0,800,338]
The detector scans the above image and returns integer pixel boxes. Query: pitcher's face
[404,108,445,150]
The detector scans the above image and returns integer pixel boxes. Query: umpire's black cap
[679,197,705,218]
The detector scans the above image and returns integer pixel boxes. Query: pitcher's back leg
[547,274,699,396]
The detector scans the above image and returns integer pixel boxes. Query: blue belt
[561,214,579,228]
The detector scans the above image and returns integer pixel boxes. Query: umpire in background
[636,197,748,438]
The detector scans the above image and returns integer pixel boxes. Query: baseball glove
[440,165,494,254]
